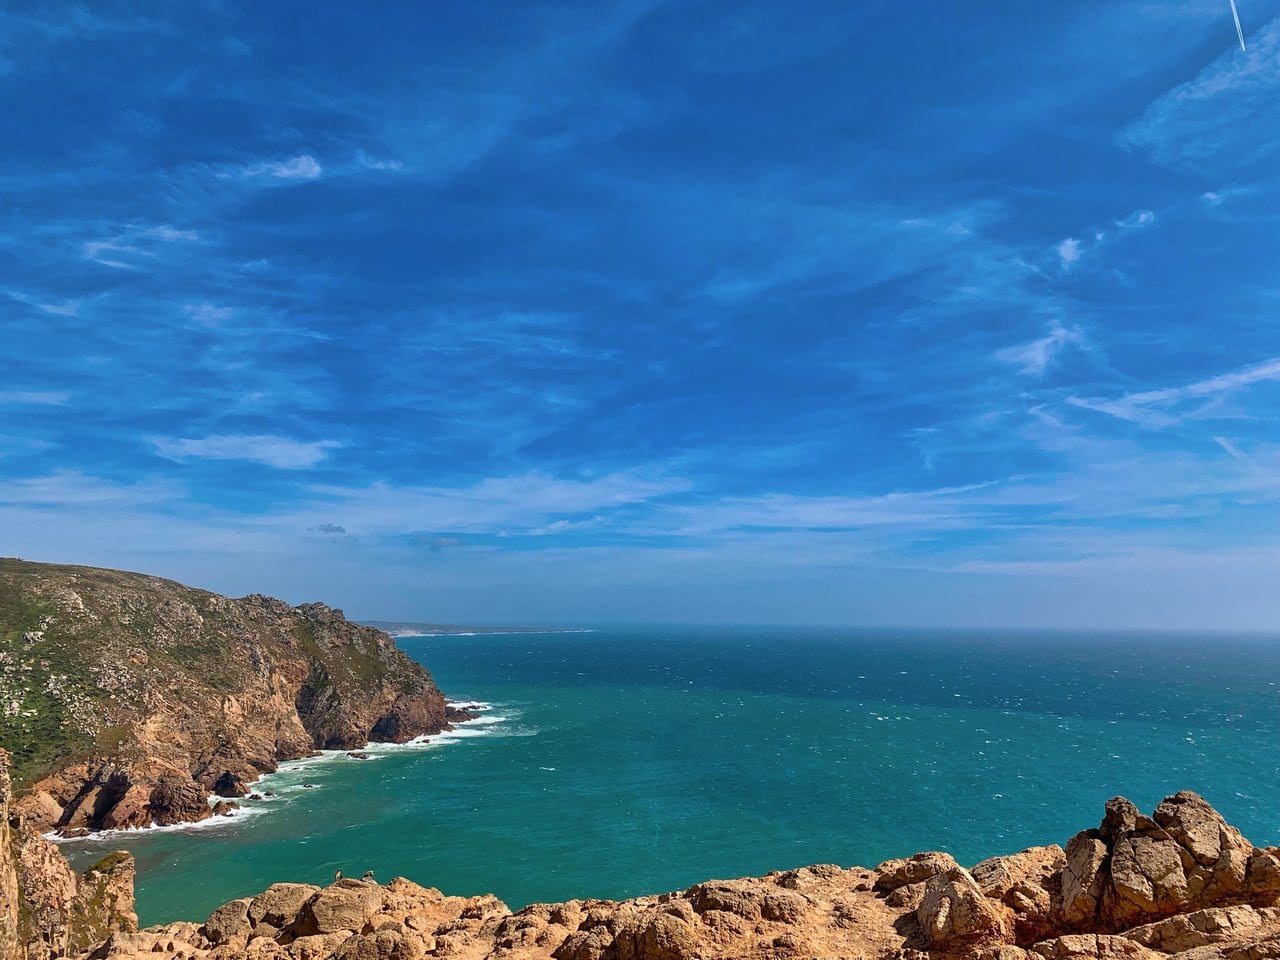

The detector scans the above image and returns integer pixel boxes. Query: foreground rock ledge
[6,753,1280,960]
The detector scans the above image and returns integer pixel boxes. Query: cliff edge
[0,559,462,834]
[2,748,138,960]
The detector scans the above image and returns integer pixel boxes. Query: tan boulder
[917,866,1010,949]
[290,932,356,960]
[14,790,64,830]
[975,845,1065,939]
[290,878,387,936]
[876,851,963,892]
[686,880,762,919]
[603,908,700,960]
[1031,933,1164,960]
[1249,849,1280,901]
[249,881,322,928]
[1105,834,1191,920]
[202,897,253,944]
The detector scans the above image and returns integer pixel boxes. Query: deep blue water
[62,628,1280,926]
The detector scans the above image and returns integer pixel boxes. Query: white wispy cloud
[37,301,79,317]
[1055,209,1155,270]
[83,238,148,269]
[82,222,201,269]
[1125,16,1280,167]
[1114,209,1155,231]
[184,302,234,326]
[996,321,1084,376]
[0,390,70,406]
[149,224,200,242]
[242,154,323,180]
[1213,435,1244,458]
[1068,356,1280,428]
[152,434,341,469]
[355,150,403,172]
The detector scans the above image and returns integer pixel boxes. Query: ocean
[60,628,1280,926]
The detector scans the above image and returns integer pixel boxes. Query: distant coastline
[362,619,593,637]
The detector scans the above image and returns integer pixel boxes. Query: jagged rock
[1059,833,1110,926]
[98,783,152,831]
[917,866,1010,949]
[878,852,964,892]
[973,845,1064,940]
[213,770,249,797]
[888,879,931,910]
[686,880,762,918]
[2,753,139,960]
[150,774,214,826]
[1249,850,1280,900]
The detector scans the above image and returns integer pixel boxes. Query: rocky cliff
[2,748,138,960]
[0,559,463,833]
[12,786,1280,960]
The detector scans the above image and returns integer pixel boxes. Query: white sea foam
[52,703,516,844]
[48,800,271,845]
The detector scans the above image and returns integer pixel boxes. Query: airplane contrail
[1229,0,1246,52]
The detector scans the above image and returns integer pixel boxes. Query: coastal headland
[0,558,471,836]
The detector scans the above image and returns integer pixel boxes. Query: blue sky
[3,1,1280,628]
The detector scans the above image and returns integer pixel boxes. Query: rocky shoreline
[6,745,1280,960]
[0,559,469,837]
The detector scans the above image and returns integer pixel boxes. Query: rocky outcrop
[0,559,456,833]
[13,789,1271,960]
[1,748,138,960]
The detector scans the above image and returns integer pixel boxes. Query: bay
[61,628,1280,925]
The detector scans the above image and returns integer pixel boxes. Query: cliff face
[2,748,138,960]
[0,559,457,833]
[15,788,1280,960]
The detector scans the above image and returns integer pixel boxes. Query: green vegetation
[0,557,444,789]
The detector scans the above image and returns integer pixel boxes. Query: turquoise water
[61,628,1280,926]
